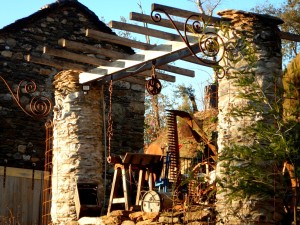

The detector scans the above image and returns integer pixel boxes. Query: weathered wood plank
[130,12,186,31]
[109,20,178,41]
[25,54,88,71]
[86,29,154,50]
[58,38,128,59]
[158,64,195,77]
[149,5,297,42]
[280,31,300,42]
[139,70,176,82]
[43,47,109,66]
[151,3,222,24]
[0,166,45,179]
[0,169,44,225]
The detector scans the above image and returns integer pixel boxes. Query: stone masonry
[51,70,104,224]
[216,10,283,224]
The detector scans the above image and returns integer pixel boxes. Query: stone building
[1,0,295,224]
[0,0,145,224]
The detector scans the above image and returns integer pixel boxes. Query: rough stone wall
[104,80,145,155]
[51,70,103,224]
[216,10,283,224]
[0,2,145,171]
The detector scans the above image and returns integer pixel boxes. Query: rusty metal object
[0,75,52,118]
[150,9,226,79]
[42,120,53,225]
[166,110,180,182]
[146,64,162,95]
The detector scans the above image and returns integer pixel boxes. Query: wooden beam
[139,70,176,82]
[58,38,194,77]
[158,64,195,77]
[182,55,215,67]
[86,29,154,50]
[122,76,145,85]
[43,47,109,66]
[0,166,48,180]
[58,38,128,59]
[280,31,300,42]
[109,20,178,41]
[151,3,222,24]
[80,41,200,84]
[130,12,186,31]
[25,54,88,71]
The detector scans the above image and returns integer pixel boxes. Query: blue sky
[0,0,285,107]
[0,0,284,29]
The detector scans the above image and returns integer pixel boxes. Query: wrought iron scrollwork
[0,75,52,118]
[151,9,226,79]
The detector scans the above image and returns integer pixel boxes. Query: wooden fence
[0,166,45,225]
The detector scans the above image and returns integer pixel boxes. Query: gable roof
[1,0,112,34]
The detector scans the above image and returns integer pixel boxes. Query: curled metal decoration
[151,9,226,79]
[0,75,52,119]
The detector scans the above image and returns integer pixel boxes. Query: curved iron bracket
[0,75,52,119]
[151,8,226,79]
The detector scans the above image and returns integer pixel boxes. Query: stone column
[216,11,283,224]
[51,70,104,224]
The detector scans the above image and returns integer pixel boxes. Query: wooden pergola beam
[58,38,128,59]
[131,11,300,43]
[85,29,196,77]
[182,56,215,67]
[25,55,88,71]
[139,70,176,82]
[158,64,195,77]
[109,20,179,41]
[80,42,199,84]
[43,47,109,66]
[130,12,186,31]
[151,3,222,24]
[280,31,300,42]
[86,29,154,50]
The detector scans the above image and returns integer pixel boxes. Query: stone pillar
[216,10,283,224]
[51,70,104,224]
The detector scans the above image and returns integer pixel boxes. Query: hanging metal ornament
[146,64,162,95]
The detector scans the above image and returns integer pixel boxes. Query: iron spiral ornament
[151,8,227,79]
[0,75,52,118]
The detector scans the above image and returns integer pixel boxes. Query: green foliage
[174,84,198,113]
[217,27,300,214]
[252,0,300,59]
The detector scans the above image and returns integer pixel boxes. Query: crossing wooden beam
[79,41,199,84]
[158,64,194,77]
[151,3,222,24]
[86,29,155,50]
[139,70,176,82]
[280,31,300,42]
[25,55,88,71]
[109,20,178,41]
[43,47,109,66]
[130,12,186,31]
[58,38,128,59]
